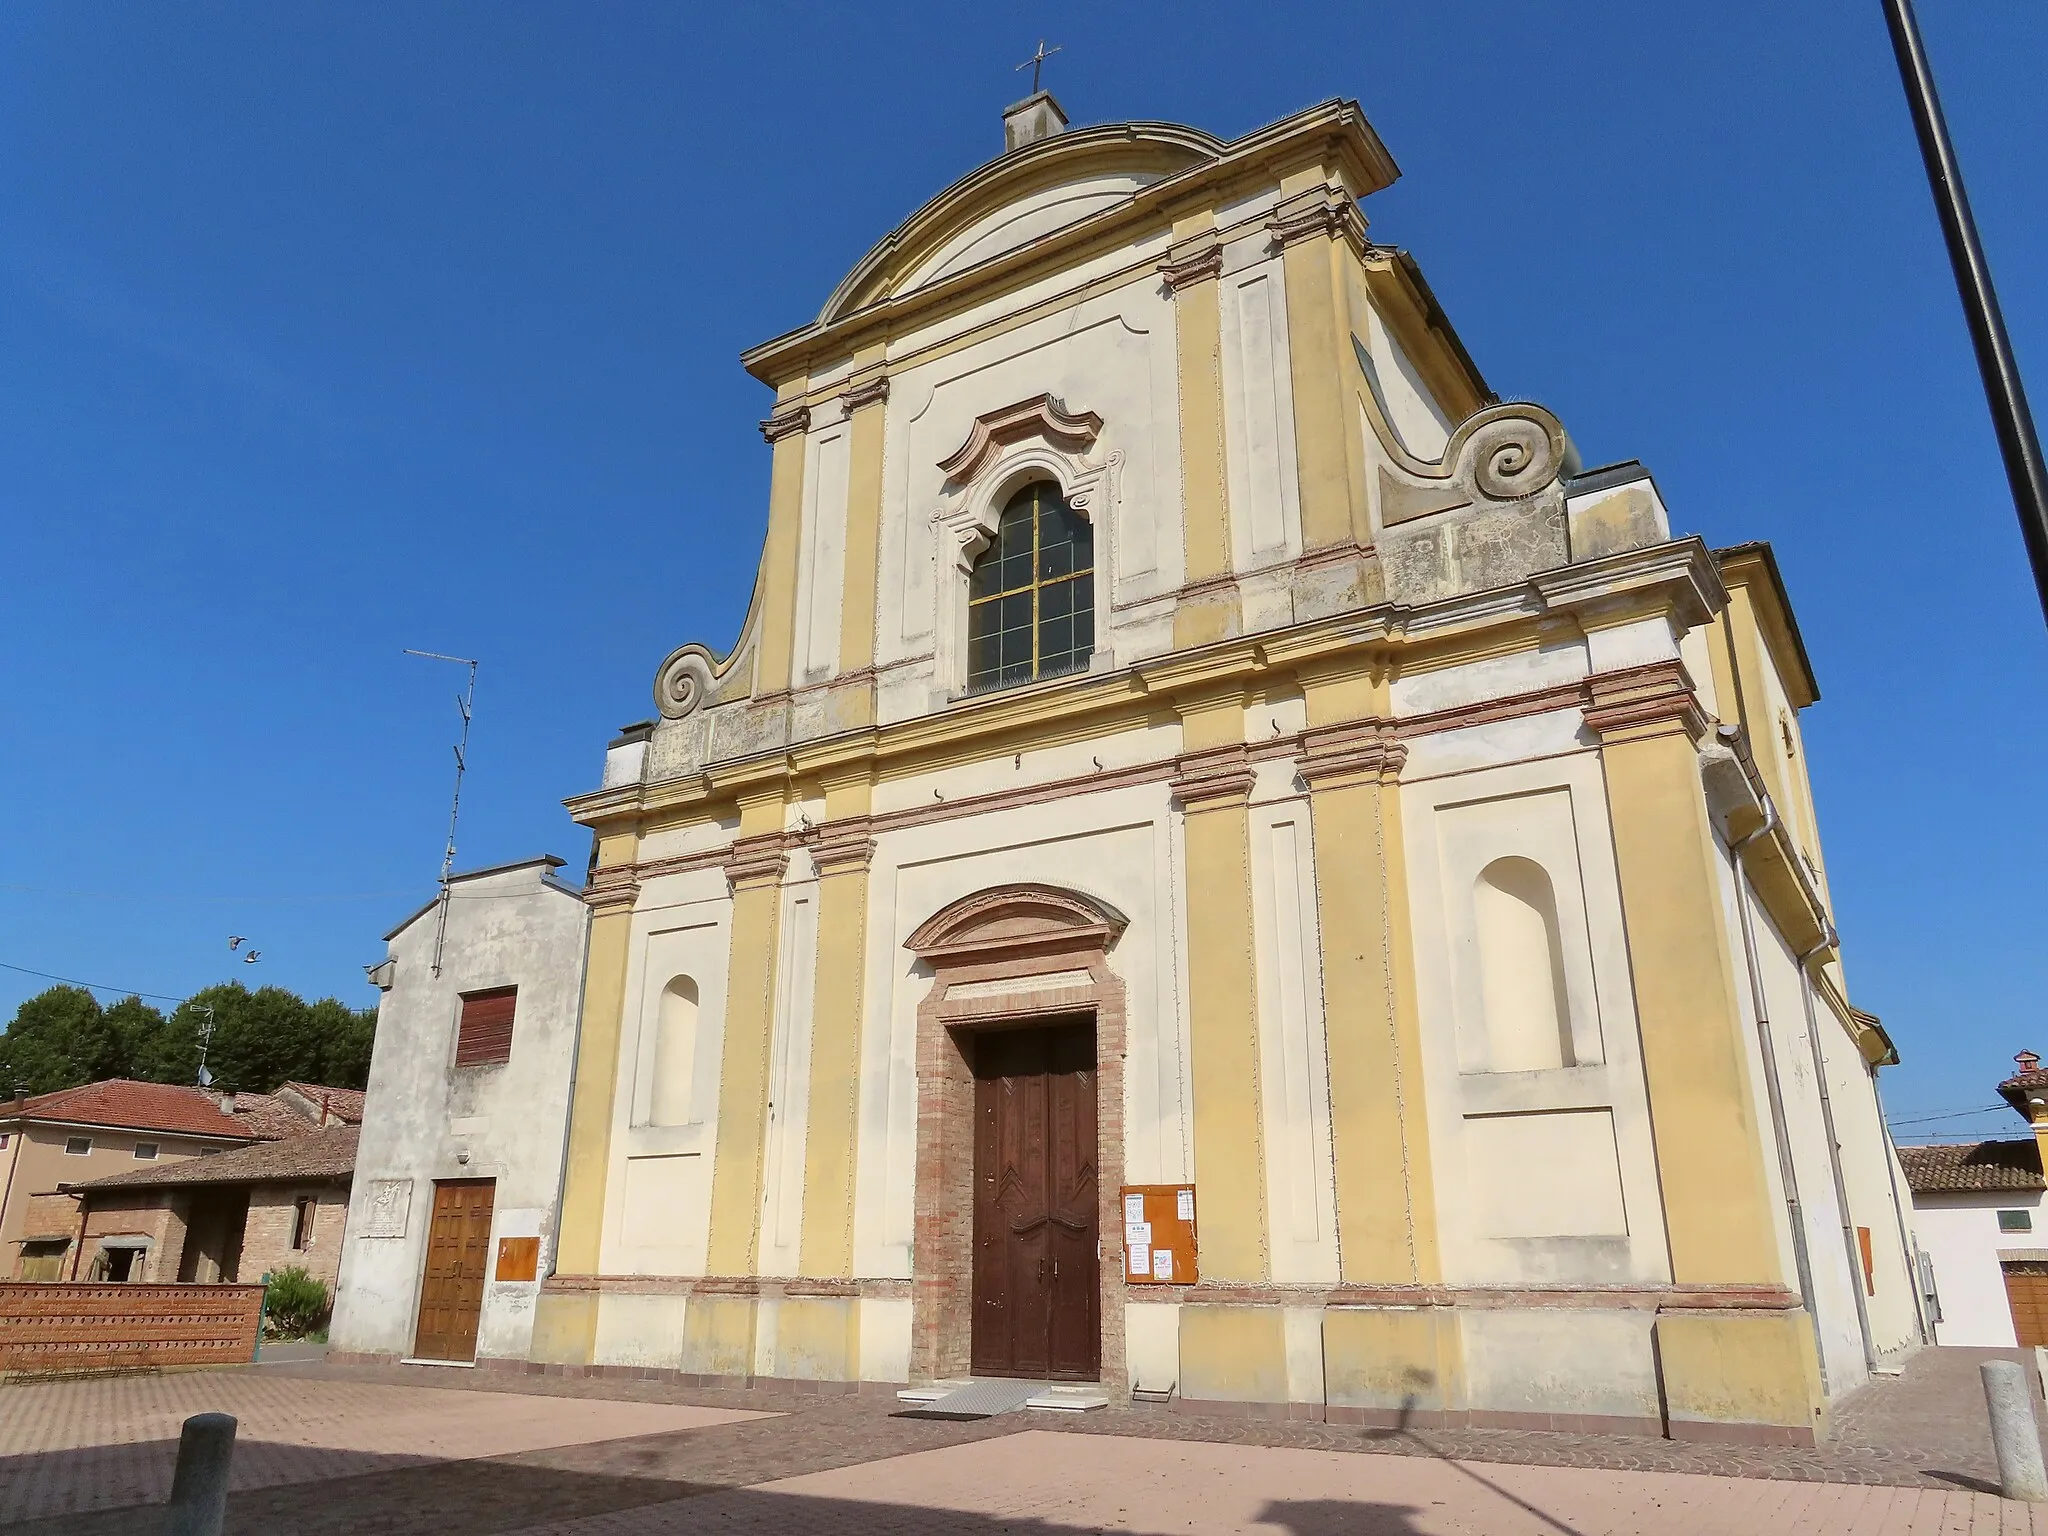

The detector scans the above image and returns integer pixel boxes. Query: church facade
[531,93,1922,1441]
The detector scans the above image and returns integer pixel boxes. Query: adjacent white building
[1901,1053,2048,1350]
[329,856,589,1365]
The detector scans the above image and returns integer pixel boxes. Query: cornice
[758,404,811,445]
[1267,185,1372,261]
[724,833,792,891]
[582,662,1645,897]
[1159,237,1224,291]
[837,372,890,414]
[569,540,1733,832]
[807,816,877,874]
[1170,743,1256,812]
[1531,536,1725,631]
[743,99,1397,385]
[583,865,642,913]
[1296,719,1405,790]
[1581,658,1708,744]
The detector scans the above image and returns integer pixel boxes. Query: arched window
[1473,857,1575,1073]
[967,481,1094,691]
[647,976,699,1126]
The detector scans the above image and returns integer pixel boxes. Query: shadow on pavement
[0,1449,1459,1536]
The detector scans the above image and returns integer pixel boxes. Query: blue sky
[1,3,2042,1139]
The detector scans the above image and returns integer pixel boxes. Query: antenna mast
[403,649,479,975]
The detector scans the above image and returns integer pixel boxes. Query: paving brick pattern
[525,1431,2048,1536]
[3,1346,2047,1534]
[0,1372,763,1525]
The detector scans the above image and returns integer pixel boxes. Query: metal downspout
[1797,926,1881,1377]
[1730,798,1830,1394]
[544,902,597,1282]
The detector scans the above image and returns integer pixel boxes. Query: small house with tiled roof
[0,1078,357,1281]
[1899,1051,2048,1348]
[65,1123,360,1289]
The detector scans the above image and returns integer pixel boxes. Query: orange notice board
[1119,1184,1197,1285]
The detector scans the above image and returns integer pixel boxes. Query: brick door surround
[904,884,1130,1397]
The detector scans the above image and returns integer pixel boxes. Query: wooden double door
[413,1179,495,1362]
[971,1019,1100,1380]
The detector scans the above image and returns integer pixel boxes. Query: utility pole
[1881,0,2048,627]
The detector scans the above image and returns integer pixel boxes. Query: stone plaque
[360,1178,412,1239]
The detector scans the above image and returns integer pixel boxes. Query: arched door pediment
[904,884,1128,965]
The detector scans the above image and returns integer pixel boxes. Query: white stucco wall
[1915,1188,2048,1347]
[329,859,588,1361]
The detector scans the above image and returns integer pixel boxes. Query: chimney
[2006,1052,2048,1176]
[219,1091,237,1116]
[1003,91,1068,153]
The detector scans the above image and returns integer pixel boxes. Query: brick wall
[0,1282,263,1372]
[78,1192,188,1282]
[239,1181,349,1291]
[19,1192,78,1245]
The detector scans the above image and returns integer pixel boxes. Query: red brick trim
[604,665,1666,898]
[906,886,1129,1397]
[1581,658,1706,742]
[539,1273,911,1301]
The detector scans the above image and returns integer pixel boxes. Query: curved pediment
[905,884,1128,961]
[816,122,1223,326]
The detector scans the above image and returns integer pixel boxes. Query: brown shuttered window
[454,987,517,1067]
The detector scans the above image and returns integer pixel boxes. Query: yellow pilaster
[703,790,791,1276]
[1173,686,1268,1281]
[531,832,638,1365]
[796,770,876,1278]
[1296,653,1438,1283]
[836,352,888,695]
[754,393,812,696]
[1585,663,1783,1284]
[1272,177,1370,553]
[1164,219,1238,649]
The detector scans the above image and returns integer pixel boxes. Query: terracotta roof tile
[5,1081,263,1141]
[275,1082,365,1124]
[1900,1139,2045,1194]
[1999,1070,2048,1116]
[75,1124,358,1191]
[224,1092,318,1140]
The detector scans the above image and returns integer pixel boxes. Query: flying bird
[242,951,261,964]
[227,936,245,950]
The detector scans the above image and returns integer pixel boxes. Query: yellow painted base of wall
[1177,1304,1289,1405]
[528,1290,599,1367]
[771,1297,860,1381]
[1322,1306,1464,1416]
[1654,1310,1827,1439]
[531,1292,1824,1440]
[681,1295,758,1378]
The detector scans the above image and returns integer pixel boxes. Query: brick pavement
[3,1346,2047,1533]
[0,1373,765,1526]
[524,1431,2048,1536]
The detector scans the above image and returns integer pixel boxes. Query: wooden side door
[971,1019,1099,1381]
[413,1179,495,1362]
[2005,1262,2048,1347]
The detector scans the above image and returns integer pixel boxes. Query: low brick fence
[0,1282,265,1375]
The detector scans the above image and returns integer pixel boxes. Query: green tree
[0,986,121,1095]
[307,997,377,1089]
[103,995,168,1079]
[4,980,376,1095]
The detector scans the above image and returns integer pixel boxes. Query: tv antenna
[403,649,479,975]
[192,1004,218,1088]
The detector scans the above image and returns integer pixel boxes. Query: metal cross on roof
[1016,38,1061,95]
